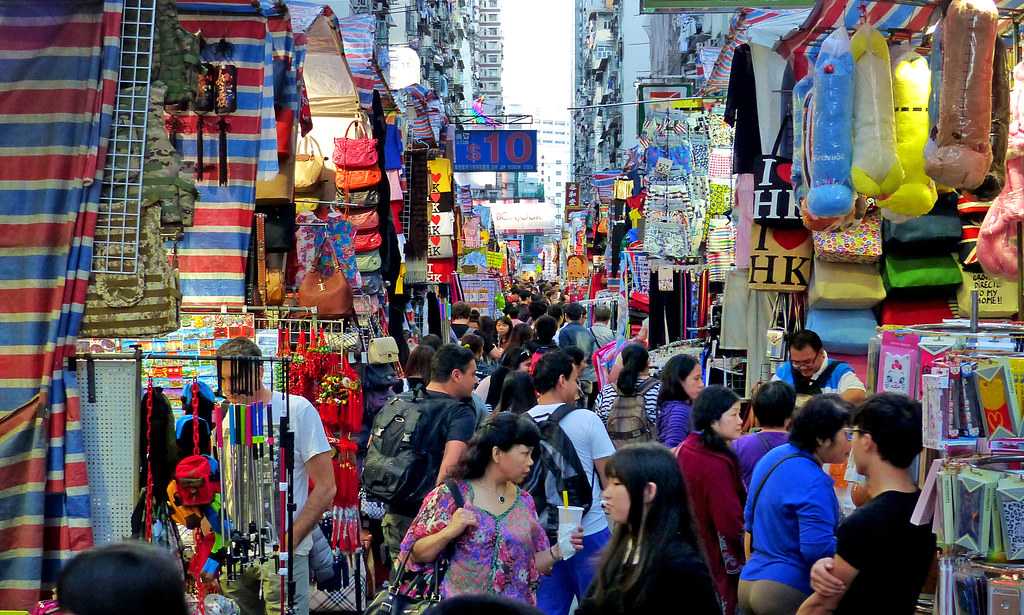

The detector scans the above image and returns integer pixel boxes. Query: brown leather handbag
[298,240,354,317]
[346,208,380,231]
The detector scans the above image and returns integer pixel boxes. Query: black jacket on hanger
[725,44,762,175]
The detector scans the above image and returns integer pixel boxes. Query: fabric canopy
[703,8,810,96]
[288,2,361,117]
[777,0,1024,60]
[338,14,396,112]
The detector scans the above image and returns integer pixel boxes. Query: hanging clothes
[725,44,762,175]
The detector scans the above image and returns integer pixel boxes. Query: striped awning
[777,0,1024,60]
[338,14,396,112]
[703,8,810,95]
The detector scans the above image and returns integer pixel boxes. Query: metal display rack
[92,0,156,275]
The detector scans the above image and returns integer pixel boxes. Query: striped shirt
[595,379,662,426]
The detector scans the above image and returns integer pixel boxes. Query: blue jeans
[537,527,611,615]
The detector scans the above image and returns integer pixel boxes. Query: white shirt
[222,392,331,556]
[527,403,615,536]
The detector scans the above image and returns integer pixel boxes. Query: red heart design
[772,227,809,251]
[776,162,793,185]
[430,236,441,246]
[431,214,441,224]
[430,192,441,202]
[431,173,442,183]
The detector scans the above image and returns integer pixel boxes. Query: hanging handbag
[299,240,354,317]
[813,208,883,263]
[808,259,886,309]
[333,120,379,169]
[255,203,297,253]
[347,208,380,232]
[336,166,383,192]
[365,480,465,615]
[338,188,382,206]
[357,250,382,273]
[883,253,962,296]
[752,115,799,227]
[748,223,812,292]
[367,336,400,365]
[295,135,325,192]
[266,268,285,306]
[354,229,383,253]
[765,294,789,361]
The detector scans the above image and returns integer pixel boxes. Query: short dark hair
[547,303,564,322]
[752,381,797,428]
[518,289,531,300]
[58,542,189,615]
[851,393,923,469]
[789,330,823,353]
[529,301,549,321]
[419,334,443,350]
[404,344,435,379]
[534,315,558,344]
[531,293,544,303]
[216,337,262,358]
[692,385,740,456]
[593,305,611,323]
[460,333,484,357]
[456,413,541,480]
[504,304,520,318]
[430,343,475,383]
[452,302,472,319]
[565,302,585,322]
[789,395,852,452]
[563,345,585,366]
[533,350,575,394]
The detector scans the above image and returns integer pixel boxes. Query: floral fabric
[397,480,550,606]
[295,210,361,287]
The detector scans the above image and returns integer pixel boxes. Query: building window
[487,53,499,63]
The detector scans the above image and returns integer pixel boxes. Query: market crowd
[51,281,934,615]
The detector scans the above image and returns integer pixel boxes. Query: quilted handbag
[336,166,382,192]
[357,249,382,273]
[355,229,383,253]
[883,253,962,295]
[808,259,886,309]
[883,192,962,256]
[813,208,882,263]
[368,336,400,364]
[347,208,380,232]
[295,135,325,191]
[806,308,877,355]
[880,296,955,326]
[957,267,1019,318]
[333,120,378,169]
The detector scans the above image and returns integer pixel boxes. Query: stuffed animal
[969,37,1010,201]
[851,23,903,197]
[1009,61,1024,158]
[808,28,856,219]
[925,0,998,191]
[879,48,937,219]
[792,74,814,204]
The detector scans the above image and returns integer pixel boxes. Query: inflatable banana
[807,28,856,219]
[851,23,904,197]
[878,49,937,218]
[792,74,814,204]
[925,0,998,191]
[969,37,1010,201]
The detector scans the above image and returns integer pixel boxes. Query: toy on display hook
[850,22,904,198]
[807,27,856,220]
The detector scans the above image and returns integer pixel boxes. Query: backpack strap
[548,403,577,425]
[748,453,804,553]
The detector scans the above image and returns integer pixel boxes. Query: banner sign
[641,0,812,11]
[564,182,582,213]
[490,200,559,234]
[454,129,538,172]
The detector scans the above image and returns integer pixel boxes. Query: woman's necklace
[476,480,508,504]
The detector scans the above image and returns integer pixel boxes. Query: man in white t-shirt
[217,338,334,615]
[528,350,615,615]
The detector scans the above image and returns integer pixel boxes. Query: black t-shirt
[451,323,476,339]
[835,490,935,614]
[392,390,476,516]
[578,538,720,615]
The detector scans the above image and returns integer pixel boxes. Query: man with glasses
[773,330,866,405]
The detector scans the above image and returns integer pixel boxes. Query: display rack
[92,0,156,275]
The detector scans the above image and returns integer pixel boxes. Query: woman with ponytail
[676,385,747,615]
[594,343,661,428]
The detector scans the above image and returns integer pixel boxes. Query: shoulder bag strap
[749,453,803,553]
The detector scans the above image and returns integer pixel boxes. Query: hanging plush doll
[969,37,1011,201]
[791,73,814,205]
[851,23,904,198]
[925,0,998,191]
[879,48,937,219]
[808,27,856,219]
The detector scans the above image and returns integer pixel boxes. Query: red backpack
[174,454,219,506]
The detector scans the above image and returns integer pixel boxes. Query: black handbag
[338,187,381,206]
[365,480,464,615]
[255,203,297,253]
[752,115,800,228]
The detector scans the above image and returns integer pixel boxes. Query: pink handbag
[333,120,378,169]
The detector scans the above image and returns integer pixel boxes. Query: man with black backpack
[526,351,615,615]
[364,344,478,561]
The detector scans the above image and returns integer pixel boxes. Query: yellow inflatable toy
[879,48,937,218]
[851,23,904,198]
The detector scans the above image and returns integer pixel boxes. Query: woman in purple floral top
[398,413,583,606]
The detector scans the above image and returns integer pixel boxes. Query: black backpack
[522,404,594,541]
[362,389,448,511]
